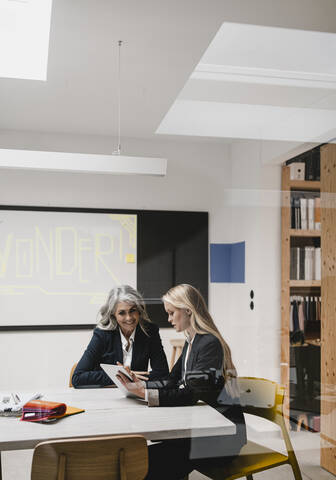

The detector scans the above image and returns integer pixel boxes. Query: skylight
[157,23,336,144]
[0,0,53,81]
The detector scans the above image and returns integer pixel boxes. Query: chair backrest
[31,435,148,480]
[69,362,78,387]
[237,377,295,456]
[169,338,185,371]
[238,377,280,422]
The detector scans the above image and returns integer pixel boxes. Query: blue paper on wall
[210,242,245,283]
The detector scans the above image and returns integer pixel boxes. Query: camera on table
[185,368,223,391]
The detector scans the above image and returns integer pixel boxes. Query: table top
[0,388,236,452]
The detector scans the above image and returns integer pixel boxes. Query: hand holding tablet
[132,371,149,381]
[100,364,134,397]
[101,363,146,399]
[100,363,146,399]
[114,363,149,382]
[115,364,134,381]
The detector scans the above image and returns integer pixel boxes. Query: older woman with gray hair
[72,285,169,387]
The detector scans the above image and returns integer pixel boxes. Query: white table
[0,388,236,479]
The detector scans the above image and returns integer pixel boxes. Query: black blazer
[72,322,169,388]
[147,333,223,406]
[147,333,247,459]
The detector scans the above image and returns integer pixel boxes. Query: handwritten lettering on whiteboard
[0,228,124,280]
[0,212,137,301]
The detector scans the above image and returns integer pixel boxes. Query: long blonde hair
[162,284,237,383]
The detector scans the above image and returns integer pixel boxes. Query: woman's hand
[116,364,146,399]
[132,371,149,381]
[116,362,149,382]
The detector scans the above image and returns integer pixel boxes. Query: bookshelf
[281,144,336,475]
[281,166,321,423]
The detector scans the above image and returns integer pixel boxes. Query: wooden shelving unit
[289,280,321,288]
[281,168,321,424]
[289,229,321,238]
[320,145,336,475]
[281,144,336,475]
[289,180,321,191]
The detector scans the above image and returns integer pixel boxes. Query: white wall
[224,141,282,380]
[0,132,282,389]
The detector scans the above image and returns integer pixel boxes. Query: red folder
[21,400,67,422]
[21,399,85,422]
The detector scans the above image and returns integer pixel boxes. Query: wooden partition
[281,166,291,424]
[281,144,336,474]
[320,144,336,475]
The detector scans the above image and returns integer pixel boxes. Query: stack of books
[290,247,321,281]
[291,195,321,230]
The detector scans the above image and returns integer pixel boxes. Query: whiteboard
[0,210,137,326]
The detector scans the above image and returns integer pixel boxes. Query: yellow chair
[31,434,148,480]
[69,362,78,387]
[196,377,303,480]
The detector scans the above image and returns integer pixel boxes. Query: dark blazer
[147,334,246,470]
[72,322,169,388]
[147,333,223,406]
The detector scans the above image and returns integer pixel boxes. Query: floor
[2,427,335,479]
[2,431,336,480]
[190,426,336,480]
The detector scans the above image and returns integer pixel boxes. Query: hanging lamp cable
[113,40,122,155]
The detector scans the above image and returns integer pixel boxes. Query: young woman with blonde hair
[118,284,246,479]
[163,283,237,382]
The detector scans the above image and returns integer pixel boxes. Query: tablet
[100,364,136,398]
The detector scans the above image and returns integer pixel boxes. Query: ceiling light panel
[0,0,53,80]
[0,149,167,176]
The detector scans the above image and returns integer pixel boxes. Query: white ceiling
[0,0,225,139]
[1,0,336,151]
[158,22,336,144]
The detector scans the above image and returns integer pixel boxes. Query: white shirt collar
[185,331,196,345]
[119,327,136,350]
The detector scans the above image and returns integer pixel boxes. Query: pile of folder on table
[0,393,84,422]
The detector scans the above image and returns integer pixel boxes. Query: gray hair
[97,285,151,333]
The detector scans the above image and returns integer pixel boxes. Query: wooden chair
[297,413,309,432]
[196,377,303,480]
[69,362,78,387]
[169,338,185,371]
[31,434,148,480]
